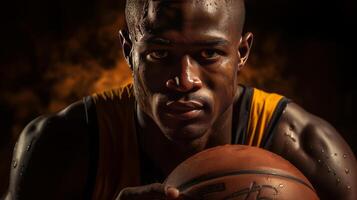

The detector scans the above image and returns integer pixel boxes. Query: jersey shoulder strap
[233,86,289,148]
[90,83,141,200]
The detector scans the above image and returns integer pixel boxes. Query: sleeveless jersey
[85,84,289,200]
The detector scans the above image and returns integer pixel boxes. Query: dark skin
[5,102,91,200]
[5,0,357,199]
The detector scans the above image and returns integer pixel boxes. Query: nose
[166,55,203,93]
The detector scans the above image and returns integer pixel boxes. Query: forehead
[135,0,239,44]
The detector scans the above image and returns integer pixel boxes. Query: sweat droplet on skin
[321,149,325,153]
[284,132,296,142]
[343,154,348,158]
[26,139,35,152]
[279,184,284,188]
[336,178,340,184]
[12,160,17,168]
[345,168,350,174]
[289,125,294,131]
[347,186,351,190]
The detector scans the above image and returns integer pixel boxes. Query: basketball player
[5,0,357,199]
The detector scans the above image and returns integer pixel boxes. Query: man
[5,0,357,199]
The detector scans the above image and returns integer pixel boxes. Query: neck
[136,86,244,176]
[137,106,233,176]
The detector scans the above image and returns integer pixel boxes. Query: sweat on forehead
[125,0,245,40]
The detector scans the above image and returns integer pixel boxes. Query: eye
[147,50,169,60]
[201,49,220,60]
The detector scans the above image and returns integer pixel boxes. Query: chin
[161,123,210,145]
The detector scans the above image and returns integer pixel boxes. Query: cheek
[133,60,170,116]
[205,60,238,112]
[133,72,149,112]
[132,54,153,113]
[136,63,172,93]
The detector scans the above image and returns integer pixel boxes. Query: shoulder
[270,102,345,152]
[18,100,90,153]
[26,100,88,134]
[268,102,357,199]
[6,100,94,199]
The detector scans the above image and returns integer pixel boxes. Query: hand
[116,183,180,200]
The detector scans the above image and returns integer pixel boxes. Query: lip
[164,100,204,120]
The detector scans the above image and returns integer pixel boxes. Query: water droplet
[12,160,17,168]
[289,125,294,131]
[26,140,33,151]
[318,159,321,163]
[321,149,325,153]
[345,168,350,174]
[343,154,348,158]
[347,186,351,190]
[336,178,340,184]
[279,184,284,188]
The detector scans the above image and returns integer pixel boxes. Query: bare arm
[267,102,357,200]
[5,101,92,200]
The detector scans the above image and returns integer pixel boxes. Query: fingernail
[166,186,180,198]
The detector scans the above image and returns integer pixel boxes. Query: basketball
[165,145,319,200]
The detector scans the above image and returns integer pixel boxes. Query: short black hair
[125,0,246,39]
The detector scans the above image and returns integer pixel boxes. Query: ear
[119,29,133,69]
[238,32,253,70]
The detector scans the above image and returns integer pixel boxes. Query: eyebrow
[146,37,172,45]
[145,37,229,46]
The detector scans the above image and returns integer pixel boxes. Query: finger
[118,183,166,200]
[165,186,180,199]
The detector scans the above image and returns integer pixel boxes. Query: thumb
[165,186,180,199]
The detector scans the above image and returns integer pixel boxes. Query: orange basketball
[165,145,319,200]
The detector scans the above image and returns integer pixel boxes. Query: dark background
[0,0,356,196]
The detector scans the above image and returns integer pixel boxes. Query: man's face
[126,0,247,143]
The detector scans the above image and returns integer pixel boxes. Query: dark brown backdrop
[1,0,356,197]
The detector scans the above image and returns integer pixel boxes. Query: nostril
[166,79,177,90]
[166,75,202,92]
[166,76,192,92]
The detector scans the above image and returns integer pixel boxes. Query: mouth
[164,100,205,120]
